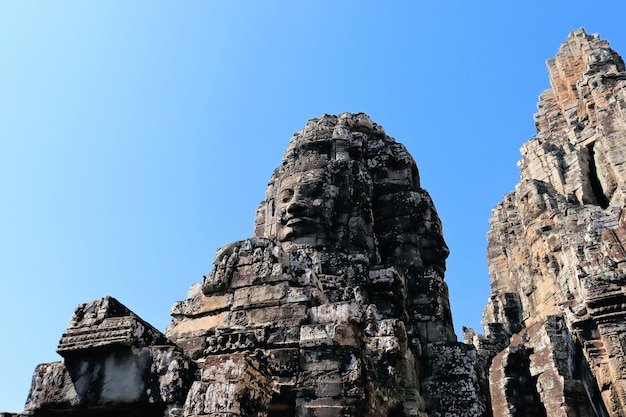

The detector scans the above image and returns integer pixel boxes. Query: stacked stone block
[24,297,194,416]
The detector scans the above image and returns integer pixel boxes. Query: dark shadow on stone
[504,348,547,417]
[268,386,296,417]
[586,142,610,209]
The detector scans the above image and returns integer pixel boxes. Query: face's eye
[300,180,324,198]
[280,189,294,203]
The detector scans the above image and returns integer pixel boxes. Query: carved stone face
[276,168,327,244]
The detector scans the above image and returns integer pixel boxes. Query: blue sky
[1,2,626,412]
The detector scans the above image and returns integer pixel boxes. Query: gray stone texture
[166,112,486,417]
[24,296,194,416]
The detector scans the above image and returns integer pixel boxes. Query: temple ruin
[10,28,626,417]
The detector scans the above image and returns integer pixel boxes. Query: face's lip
[285,217,313,227]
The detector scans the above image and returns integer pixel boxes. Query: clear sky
[1,1,626,412]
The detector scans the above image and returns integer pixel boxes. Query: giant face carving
[275,168,327,245]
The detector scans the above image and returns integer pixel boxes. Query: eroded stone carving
[167,112,486,417]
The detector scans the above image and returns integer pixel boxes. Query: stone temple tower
[22,113,486,417]
[473,29,626,417]
[165,113,486,417]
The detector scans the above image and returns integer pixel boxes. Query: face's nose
[286,195,308,213]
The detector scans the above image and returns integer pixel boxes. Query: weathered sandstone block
[24,297,194,416]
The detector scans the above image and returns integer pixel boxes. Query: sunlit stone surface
[473,28,626,417]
